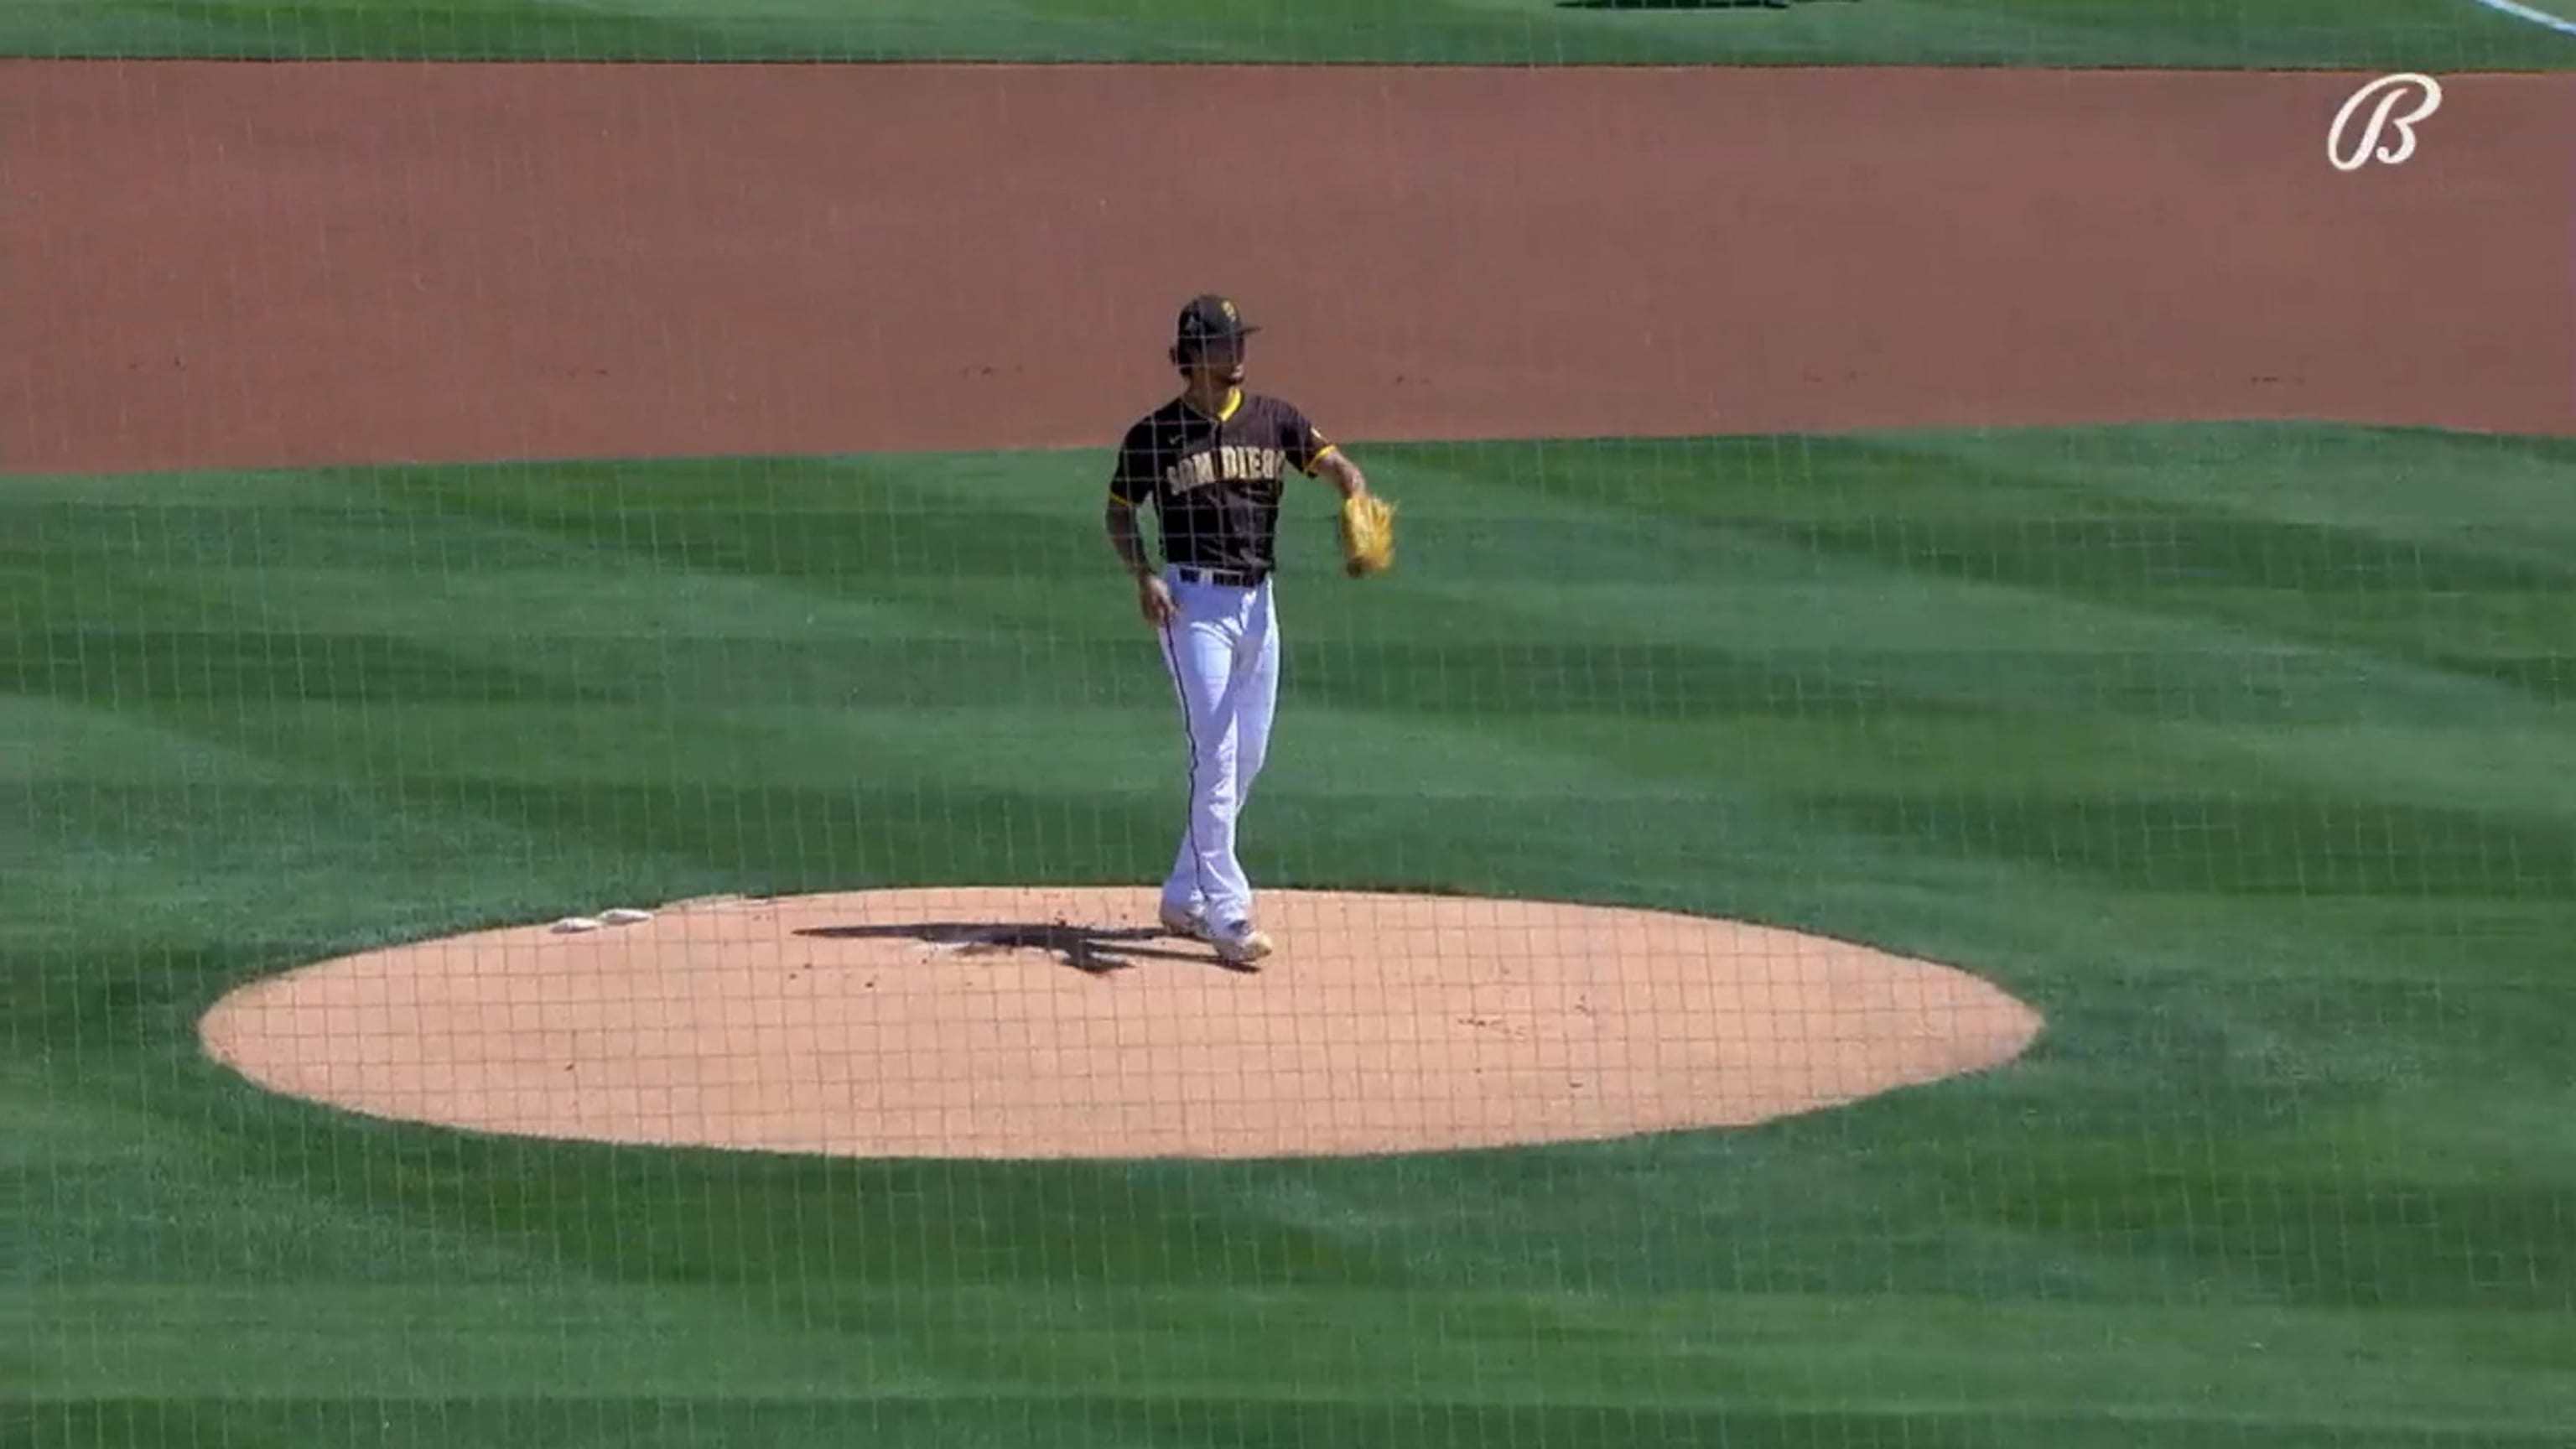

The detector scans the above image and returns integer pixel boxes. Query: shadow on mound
[793,920,1240,976]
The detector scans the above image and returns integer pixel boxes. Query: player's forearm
[1104,501,1156,579]
[1317,450,1367,500]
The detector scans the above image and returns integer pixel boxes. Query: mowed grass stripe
[0,775,705,964]
[1873,425,2576,565]
[1463,426,2576,600]
[0,693,300,785]
[4,0,2568,67]
[22,1405,2576,1449]
[24,1285,2576,1432]
[51,610,2547,729]
[26,699,2295,799]
[98,700,1666,801]
[1480,425,2576,538]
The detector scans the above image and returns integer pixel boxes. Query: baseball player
[1102,294,1393,969]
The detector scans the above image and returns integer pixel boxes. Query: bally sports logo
[2328,72,2444,172]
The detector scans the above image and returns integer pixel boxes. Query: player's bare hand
[1137,574,1178,627]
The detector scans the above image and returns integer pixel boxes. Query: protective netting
[8,3,2573,1447]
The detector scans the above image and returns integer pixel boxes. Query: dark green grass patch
[3,0,2568,67]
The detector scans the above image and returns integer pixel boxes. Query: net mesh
[8,3,2574,1447]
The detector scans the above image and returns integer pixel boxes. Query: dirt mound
[197,887,2043,1161]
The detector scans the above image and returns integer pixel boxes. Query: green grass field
[12,423,2576,1446]
[3,0,2573,66]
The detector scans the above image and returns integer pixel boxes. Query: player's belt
[1171,565,1269,588]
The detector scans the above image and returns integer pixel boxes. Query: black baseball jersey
[1109,390,1336,574]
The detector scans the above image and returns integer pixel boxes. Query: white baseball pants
[1156,568,1280,931]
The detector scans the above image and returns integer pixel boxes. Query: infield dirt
[3,62,2567,475]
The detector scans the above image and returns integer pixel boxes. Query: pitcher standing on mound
[1103,294,1378,969]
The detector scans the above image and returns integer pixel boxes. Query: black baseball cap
[1174,293,1259,351]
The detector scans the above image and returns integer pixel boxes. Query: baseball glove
[1339,493,1397,578]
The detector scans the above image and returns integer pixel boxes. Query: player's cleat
[1159,903,1208,939]
[1210,921,1274,969]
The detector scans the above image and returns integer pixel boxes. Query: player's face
[1195,336,1247,387]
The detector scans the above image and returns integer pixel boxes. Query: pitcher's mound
[198,887,2043,1161]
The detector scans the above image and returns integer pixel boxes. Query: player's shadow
[794,920,1239,976]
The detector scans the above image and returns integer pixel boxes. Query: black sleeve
[1108,422,1157,506]
[1278,402,1334,475]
